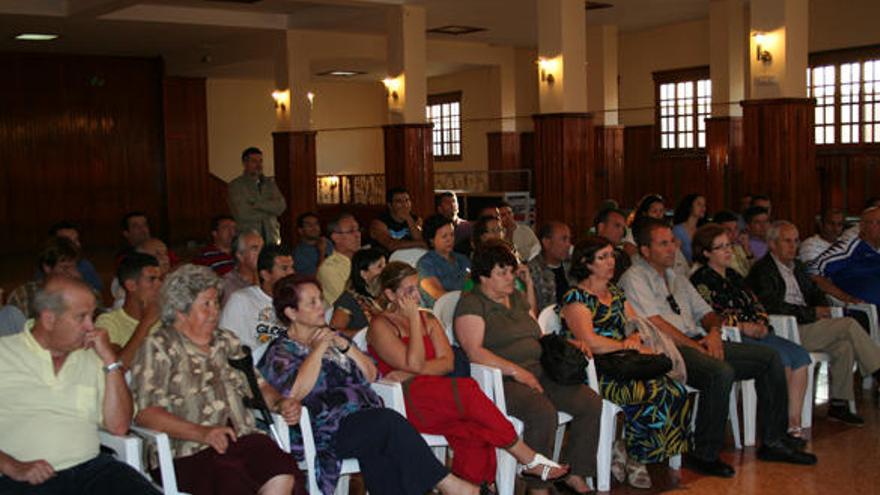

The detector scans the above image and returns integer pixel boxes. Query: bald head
[860,207,880,247]
[32,276,96,356]
[137,238,170,275]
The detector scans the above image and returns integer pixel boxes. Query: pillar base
[383,123,434,218]
[273,130,317,244]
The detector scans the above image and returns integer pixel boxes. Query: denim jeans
[678,341,788,460]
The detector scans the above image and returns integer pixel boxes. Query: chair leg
[495,449,516,495]
[595,401,619,492]
[742,380,757,447]
[729,384,742,450]
[668,454,681,470]
[334,475,350,495]
[801,361,816,429]
[553,424,566,462]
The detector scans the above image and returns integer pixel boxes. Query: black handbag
[594,350,672,381]
[539,333,587,385]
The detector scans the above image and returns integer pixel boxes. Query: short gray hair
[766,220,797,243]
[160,264,223,327]
[233,230,262,255]
[33,286,67,316]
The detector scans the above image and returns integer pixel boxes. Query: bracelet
[102,361,124,374]
[336,342,351,354]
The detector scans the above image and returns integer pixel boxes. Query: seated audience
[293,212,333,276]
[116,211,179,266]
[0,302,25,336]
[369,186,426,253]
[417,214,471,307]
[619,218,816,478]
[528,221,573,311]
[0,277,160,495]
[624,195,690,279]
[748,220,880,424]
[95,253,162,367]
[8,237,82,319]
[594,207,632,281]
[111,237,173,309]
[751,194,773,217]
[499,201,541,261]
[220,244,294,349]
[222,230,264,306]
[744,206,771,260]
[810,207,880,307]
[672,194,708,263]
[454,240,602,494]
[193,215,237,276]
[317,212,362,306]
[560,236,692,489]
[49,220,103,292]
[799,208,845,264]
[259,275,485,495]
[329,248,386,337]
[470,215,506,256]
[711,210,753,277]
[690,224,811,437]
[436,191,472,253]
[368,262,568,487]
[131,264,302,495]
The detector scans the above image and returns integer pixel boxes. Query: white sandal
[519,453,566,481]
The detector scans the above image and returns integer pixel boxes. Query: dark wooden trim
[533,112,593,120]
[810,44,880,66]
[652,65,710,83]
[427,91,462,105]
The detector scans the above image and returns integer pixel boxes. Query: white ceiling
[0,0,712,79]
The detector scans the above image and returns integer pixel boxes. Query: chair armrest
[248,408,290,453]
[469,363,507,416]
[586,358,600,394]
[370,380,407,415]
[846,303,879,342]
[720,325,742,343]
[98,429,143,473]
[129,426,181,495]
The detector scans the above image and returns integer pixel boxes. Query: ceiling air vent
[427,25,487,36]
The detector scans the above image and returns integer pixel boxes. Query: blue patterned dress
[560,285,692,463]
[258,336,383,495]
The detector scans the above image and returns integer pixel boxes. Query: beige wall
[427,66,502,172]
[206,78,277,181]
[312,81,387,175]
[618,19,711,126]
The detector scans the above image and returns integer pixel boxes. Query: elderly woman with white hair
[130,264,304,495]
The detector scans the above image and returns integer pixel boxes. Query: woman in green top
[454,240,602,495]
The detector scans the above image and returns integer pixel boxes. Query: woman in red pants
[367,261,567,489]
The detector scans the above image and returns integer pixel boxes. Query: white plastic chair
[388,247,428,267]
[299,406,362,495]
[370,380,448,464]
[98,430,144,473]
[828,299,880,390]
[129,426,189,495]
[433,290,462,342]
[351,327,368,352]
[719,326,758,448]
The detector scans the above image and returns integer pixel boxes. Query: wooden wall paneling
[706,116,743,213]
[0,53,164,254]
[595,126,625,205]
[622,125,654,207]
[486,132,522,191]
[519,131,535,196]
[163,77,212,245]
[273,131,318,244]
[742,98,817,234]
[382,124,435,219]
[533,113,594,236]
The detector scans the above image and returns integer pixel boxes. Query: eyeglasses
[710,242,733,251]
[666,294,682,315]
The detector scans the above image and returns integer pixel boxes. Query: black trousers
[334,408,448,495]
[678,341,788,461]
[0,453,160,495]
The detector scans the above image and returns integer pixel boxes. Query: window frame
[809,44,880,149]
[426,91,463,162]
[653,66,711,157]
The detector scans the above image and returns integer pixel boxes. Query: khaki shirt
[228,173,287,245]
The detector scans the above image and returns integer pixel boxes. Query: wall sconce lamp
[537,57,559,85]
[382,76,402,100]
[306,91,315,107]
[754,33,772,63]
[271,89,290,111]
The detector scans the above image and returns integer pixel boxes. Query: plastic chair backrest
[769,314,801,344]
[433,290,462,343]
[352,327,368,352]
[389,248,428,267]
[537,304,561,335]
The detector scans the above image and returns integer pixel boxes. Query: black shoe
[757,442,817,465]
[682,455,735,478]
[828,405,865,426]
[782,433,808,451]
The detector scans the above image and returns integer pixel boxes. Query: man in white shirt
[219,244,293,349]
[220,244,294,349]
[799,208,845,264]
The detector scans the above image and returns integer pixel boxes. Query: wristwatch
[102,360,125,374]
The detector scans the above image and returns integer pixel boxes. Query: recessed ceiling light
[316,70,365,77]
[15,33,59,41]
[427,25,487,36]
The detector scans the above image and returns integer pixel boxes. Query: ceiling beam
[65,0,140,18]
[99,4,288,29]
